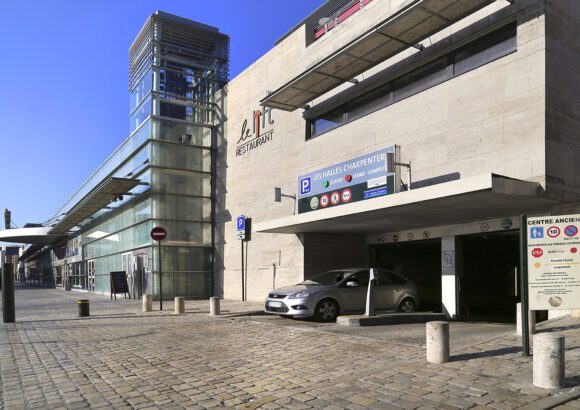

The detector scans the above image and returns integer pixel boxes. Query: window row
[308,23,517,139]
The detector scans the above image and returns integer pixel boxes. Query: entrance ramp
[337,312,446,327]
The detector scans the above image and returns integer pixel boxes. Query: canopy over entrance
[254,174,561,234]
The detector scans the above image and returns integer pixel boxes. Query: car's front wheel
[398,297,416,313]
[313,299,339,322]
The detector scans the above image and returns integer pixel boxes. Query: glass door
[87,260,95,292]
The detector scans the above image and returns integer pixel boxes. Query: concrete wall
[545,0,580,201]
[221,0,549,301]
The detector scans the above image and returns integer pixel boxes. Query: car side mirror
[346,281,359,287]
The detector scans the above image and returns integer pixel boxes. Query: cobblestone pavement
[1,286,579,409]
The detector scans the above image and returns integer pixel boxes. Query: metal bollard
[533,333,565,389]
[516,303,536,336]
[2,263,15,323]
[77,299,90,317]
[210,297,220,316]
[142,294,153,312]
[426,321,450,364]
[174,297,185,314]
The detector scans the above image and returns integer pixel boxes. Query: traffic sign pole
[150,227,167,311]
[519,214,530,356]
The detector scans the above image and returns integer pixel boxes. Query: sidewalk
[1,286,579,409]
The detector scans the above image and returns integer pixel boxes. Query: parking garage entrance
[370,239,442,312]
[458,231,519,323]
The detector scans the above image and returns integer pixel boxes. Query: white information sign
[527,214,580,310]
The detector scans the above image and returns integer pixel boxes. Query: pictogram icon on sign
[480,223,489,232]
[407,233,414,241]
[320,194,330,208]
[564,225,578,237]
[571,248,578,254]
[547,226,560,238]
[423,231,430,239]
[531,248,543,258]
[341,189,352,203]
[330,191,340,205]
[530,227,544,238]
[392,234,399,242]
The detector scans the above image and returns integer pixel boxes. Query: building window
[307,23,517,140]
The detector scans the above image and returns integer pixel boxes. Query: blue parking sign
[237,215,245,230]
[300,177,311,195]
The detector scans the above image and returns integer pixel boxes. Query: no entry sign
[150,227,167,241]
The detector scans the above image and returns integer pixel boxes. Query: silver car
[264,268,419,322]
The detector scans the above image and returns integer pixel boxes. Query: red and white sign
[151,227,167,241]
[531,248,543,258]
[341,189,352,203]
[392,234,399,242]
[330,191,340,205]
[547,226,561,238]
[320,194,330,208]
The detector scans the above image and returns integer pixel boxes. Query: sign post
[237,215,246,301]
[150,226,167,311]
[519,215,530,356]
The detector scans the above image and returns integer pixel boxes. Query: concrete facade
[219,0,580,307]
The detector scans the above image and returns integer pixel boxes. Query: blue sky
[0,0,325,228]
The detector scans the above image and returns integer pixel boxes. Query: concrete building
[2,0,579,322]
[219,0,580,322]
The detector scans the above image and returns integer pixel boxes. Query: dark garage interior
[459,231,519,323]
[370,239,442,312]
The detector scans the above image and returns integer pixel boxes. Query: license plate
[268,301,283,308]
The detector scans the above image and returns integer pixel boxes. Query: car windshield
[297,270,354,286]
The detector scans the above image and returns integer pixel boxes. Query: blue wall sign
[297,146,398,214]
[237,215,246,231]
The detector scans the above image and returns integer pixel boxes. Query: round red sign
[531,248,543,258]
[151,227,167,241]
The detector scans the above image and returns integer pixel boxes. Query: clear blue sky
[0,0,325,228]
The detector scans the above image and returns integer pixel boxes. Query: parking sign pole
[519,214,530,356]
[241,239,245,301]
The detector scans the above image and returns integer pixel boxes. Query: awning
[254,174,562,234]
[261,0,495,111]
[0,227,66,245]
[48,177,140,234]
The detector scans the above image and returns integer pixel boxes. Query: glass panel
[152,168,211,197]
[312,107,345,136]
[130,69,153,113]
[162,221,212,246]
[454,24,517,76]
[130,95,151,133]
[152,194,211,222]
[152,119,212,147]
[393,57,450,102]
[153,246,212,272]
[84,220,153,259]
[347,84,393,121]
[151,141,211,172]
[82,198,152,245]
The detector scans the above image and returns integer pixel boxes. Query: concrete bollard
[174,297,185,314]
[533,333,565,389]
[426,321,450,364]
[210,297,220,316]
[516,303,536,336]
[142,294,153,312]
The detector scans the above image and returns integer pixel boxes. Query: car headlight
[288,291,310,299]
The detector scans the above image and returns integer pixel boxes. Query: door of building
[132,254,146,299]
[121,252,133,297]
[87,260,95,292]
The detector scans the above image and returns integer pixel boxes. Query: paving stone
[1,287,579,410]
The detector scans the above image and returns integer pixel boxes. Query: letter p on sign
[300,177,311,195]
